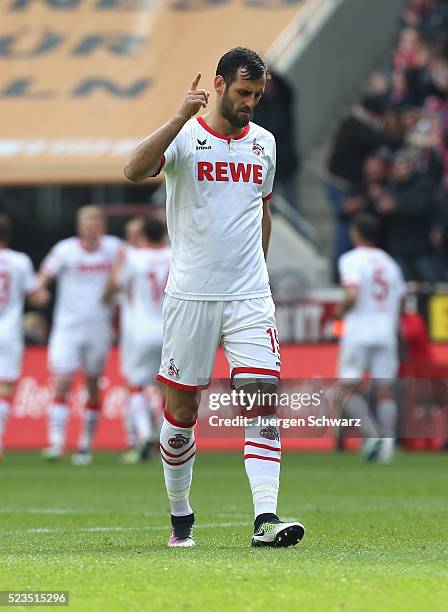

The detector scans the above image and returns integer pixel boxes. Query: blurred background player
[335,213,407,463]
[38,206,122,464]
[104,216,171,463]
[0,215,48,461]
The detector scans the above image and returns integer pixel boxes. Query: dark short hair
[216,47,267,85]
[143,217,166,243]
[361,94,387,116]
[352,213,380,244]
[0,214,12,245]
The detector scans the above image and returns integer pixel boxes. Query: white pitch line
[0,508,170,516]
[0,521,252,536]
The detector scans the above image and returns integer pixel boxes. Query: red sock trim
[54,397,68,405]
[161,450,196,466]
[86,401,100,411]
[160,440,196,459]
[129,386,144,393]
[244,441,281,453]
[244,454,281,463]
[240,406,278,418]
[163,410,196,428]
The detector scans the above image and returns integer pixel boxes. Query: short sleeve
[262,137,276,201]
[339,254,362,287]
[41,242,66,278]
[156,122,191,176]
[23,255,38,294]
[116,248,132,287]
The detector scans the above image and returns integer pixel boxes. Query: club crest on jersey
[168,359,180,379]
[196,138,212,150]
[260,426,280,441]
[168,433,190,449]
[252,138,264,157]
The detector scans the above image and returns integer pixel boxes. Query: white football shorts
[157,296,281,389]
[48,323,111,378]
[338,340,399,380]
[0,341,23,382]
[121,331,162,388]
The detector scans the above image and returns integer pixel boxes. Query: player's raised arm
[124,73,210,183]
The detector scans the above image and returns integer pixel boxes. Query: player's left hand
[29,287,51,308]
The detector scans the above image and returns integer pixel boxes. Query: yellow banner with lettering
[0,0,303,184]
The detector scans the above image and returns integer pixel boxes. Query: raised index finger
[191,72,201,91]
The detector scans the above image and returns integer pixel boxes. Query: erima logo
[196,138,212,150]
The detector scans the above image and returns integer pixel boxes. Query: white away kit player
[104,216,171,463]
[38,206,122,464]
[0,215,48,460]
[124,47,305,548]
[336,213,406,464]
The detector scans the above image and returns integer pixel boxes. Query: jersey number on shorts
[372,267,389,302]
[0,270,11,311]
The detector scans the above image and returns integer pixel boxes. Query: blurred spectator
[387,70,415,108]
[372,149,441,282]
[326,1,448,280]
[393,28,429,71]
[253,71,300,211]
[327,95,403,272]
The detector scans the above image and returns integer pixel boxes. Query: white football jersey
[120,245,171,342]
[42,235,122,328]
[159,116,276,300]
[0,249,37,344]
[338,246,406,346]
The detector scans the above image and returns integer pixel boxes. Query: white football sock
[160,412,196,517]
[124,407,137,449]
[343,393,380,438]
[78,402,100,453]
[376,397,398,438]
[0,397,12,449]
[48,401,70,453]
[244,415,281,518]
[129,389,152,444]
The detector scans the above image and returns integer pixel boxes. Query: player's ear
[214,75,225,95]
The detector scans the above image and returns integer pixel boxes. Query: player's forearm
[102,280,118,305]
[124,114,187,183]
[36,270,52,291]
[262,203,272,259]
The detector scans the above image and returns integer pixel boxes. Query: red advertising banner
[5,344,448,451]
[4,345,339,451]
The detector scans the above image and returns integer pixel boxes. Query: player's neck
[79,237,101,252]
[139,240,166,250]
[357,241,376,249]
[202,111,248,139]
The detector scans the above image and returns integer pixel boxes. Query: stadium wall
[268,0,408,152]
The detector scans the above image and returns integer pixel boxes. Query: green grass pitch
[0,452,447,612]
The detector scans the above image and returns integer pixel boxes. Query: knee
[54,377,71,400]
[0,382,14,398]
[166,392,200,424]
[86,378,99,401]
